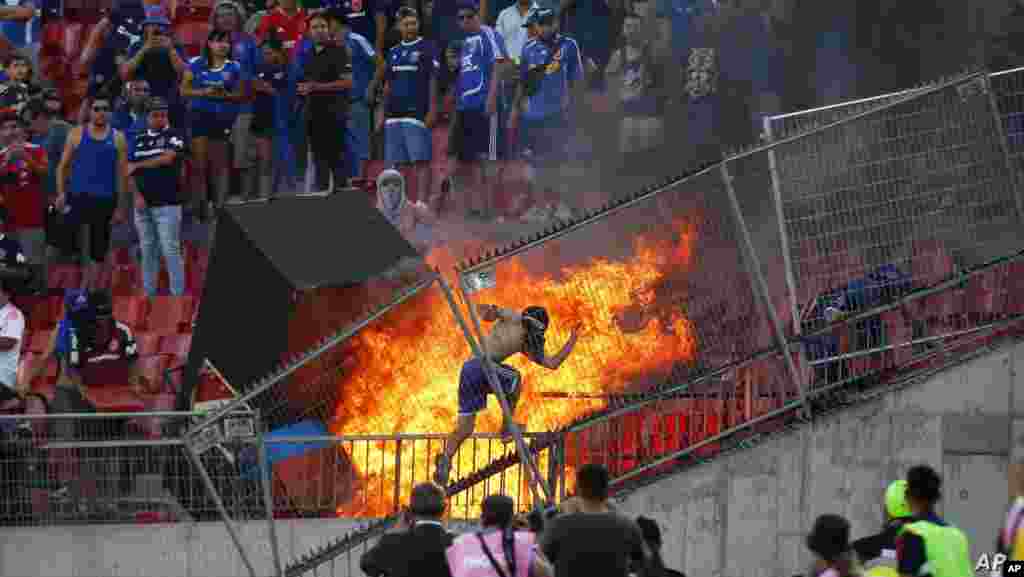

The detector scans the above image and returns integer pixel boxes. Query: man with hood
[433,300,581,486]
[212,0,261,200]
[112,79,151,136]
[851,480,914,577]
[376,168,435,253]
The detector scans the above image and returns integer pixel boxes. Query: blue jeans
[133,205,185,296]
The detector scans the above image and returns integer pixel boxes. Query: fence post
[393,438,402,514]
[719,161,810,421]
[435,271,553,506]
[183,440,258,577]
[258,426,284,577]
[762,118,802,334]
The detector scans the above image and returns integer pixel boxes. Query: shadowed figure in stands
[434,304,580,486]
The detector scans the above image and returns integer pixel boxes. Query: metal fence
[764,68,1023,397]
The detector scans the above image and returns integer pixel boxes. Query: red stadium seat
[158,334,192,358]
[87,385,145,413]
[114,295,150,331]
[27,331,50,354]
[49,265,82,290]
[135,332,162,356]
[111,264,141,295]
[148,296,195,334]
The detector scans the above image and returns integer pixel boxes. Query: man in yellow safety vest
[852,480,915,577]
[895,465,972,577]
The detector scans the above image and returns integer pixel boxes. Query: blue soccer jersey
[519,34,582,120]
[187,57,242,115]
[348,31,377,103]
[385,37,439,119]
[455,25,507,112]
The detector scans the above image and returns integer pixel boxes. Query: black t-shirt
[127,41,186,104]
[301,44,351,117]
[540,512,647,577]
[851,519,909,564]
[130,126,187,206]
[89,0,146,97]
[253,62,288,124]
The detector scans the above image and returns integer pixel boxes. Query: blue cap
[142,6,171,28]
[523,7,554,26]
[455,0,478,12]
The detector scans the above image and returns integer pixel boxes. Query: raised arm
[537,322,580,370]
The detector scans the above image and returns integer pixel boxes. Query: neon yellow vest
[863,548,900,577]
[897,520,972,577]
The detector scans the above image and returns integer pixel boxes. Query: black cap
[481,494,515,526]
[146,96,170,113]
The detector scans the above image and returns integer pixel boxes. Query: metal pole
[720,161,810,421]
[185,275,437,440]
[259,433,285,577]
[762,119,802,334]
[436,272,553,505]
[184,441,259,577]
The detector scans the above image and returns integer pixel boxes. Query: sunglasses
[92,105,111,112]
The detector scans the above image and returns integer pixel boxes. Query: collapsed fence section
[763,70,1023,396]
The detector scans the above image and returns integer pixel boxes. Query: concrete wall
[0,338,1019,577]
[614,339,1023,577]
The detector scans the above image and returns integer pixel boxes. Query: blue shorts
[190,108,235,140]
[452,109,497,162]
[458,357,520,416]
[384,118,432,164]
[520,113,569,162]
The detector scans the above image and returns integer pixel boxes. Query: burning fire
[330,219,700,517]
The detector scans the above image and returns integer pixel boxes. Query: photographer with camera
[360,481,455,577]
[447,494,554,577]
[119,10,188,129]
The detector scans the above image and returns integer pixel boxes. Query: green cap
[885,480,911,518]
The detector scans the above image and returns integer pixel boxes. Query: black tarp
[175,193,419,414]
[167,194,420,521]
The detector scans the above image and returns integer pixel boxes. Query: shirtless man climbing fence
[434,304,581,486]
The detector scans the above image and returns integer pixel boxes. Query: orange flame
[330,219,699,517]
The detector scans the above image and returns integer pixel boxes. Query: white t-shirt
[0,302,24,389]
[496,2,537,62]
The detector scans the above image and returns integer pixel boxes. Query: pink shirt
[447,530,535,577]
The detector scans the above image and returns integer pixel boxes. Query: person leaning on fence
[28,291,147,518]
[360,481,456,577]
[446,494,554,577]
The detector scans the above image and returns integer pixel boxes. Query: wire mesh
[764,71,1023,395]
[0,412,201,527]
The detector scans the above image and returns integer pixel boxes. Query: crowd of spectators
[360,462,978,577]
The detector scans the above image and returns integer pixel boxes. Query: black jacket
[360,521,455,577]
